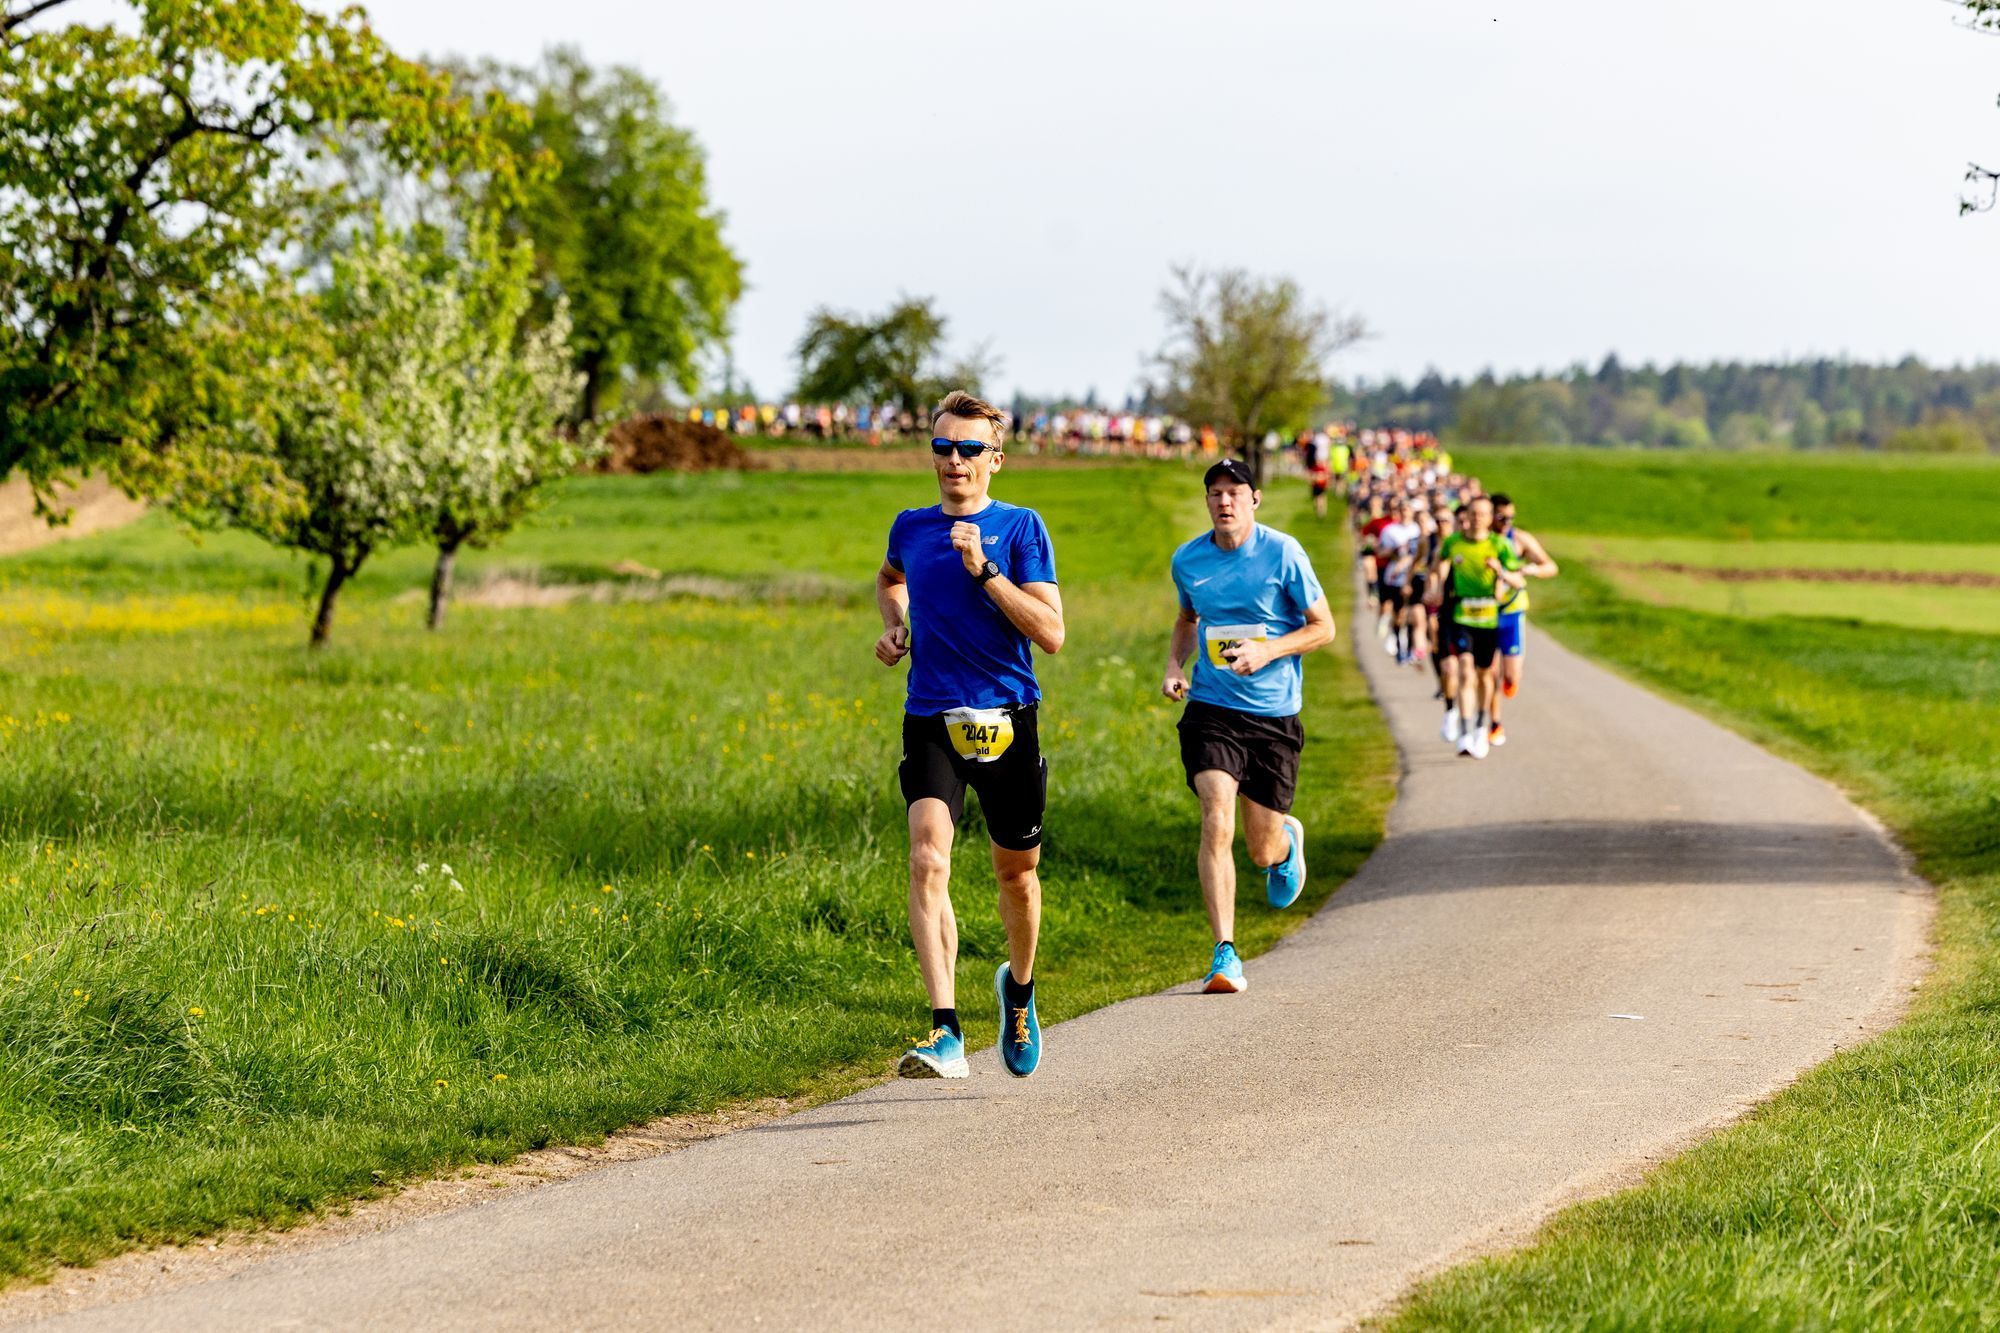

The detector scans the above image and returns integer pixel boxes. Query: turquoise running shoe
[897,1025,968,1079]
[1266,814,1307,909]
[994,962,1041,1078]
[1202,940,1247,994]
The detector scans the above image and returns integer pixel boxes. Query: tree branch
[2,0,77,39]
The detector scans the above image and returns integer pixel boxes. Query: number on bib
[942,707,1015,763]
[1204,623,1269,669]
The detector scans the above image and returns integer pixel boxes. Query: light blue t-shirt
[1171,523,1324,718]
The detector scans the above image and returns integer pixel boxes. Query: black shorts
[899,704,1047,851]
[1177,699,1304,814]
[1447,621,1500,668]
[1382,580,1412,609]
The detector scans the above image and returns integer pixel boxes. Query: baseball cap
[1202,458,1257,490]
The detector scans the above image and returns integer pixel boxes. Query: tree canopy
[793,297,962,414]
[0,0,527,511]
[1148,265,1367,481]
[474,47,743,424]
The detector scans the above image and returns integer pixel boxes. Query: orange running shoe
[1488,722,1507,747]
[1502,679,1519,699]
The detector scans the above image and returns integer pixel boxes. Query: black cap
[1203,458,1257,490]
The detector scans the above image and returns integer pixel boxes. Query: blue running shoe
[1202,941,1247,994]
[1266,814,1307,909]
[898,1026,968,1079]
[994,962,1041,1078]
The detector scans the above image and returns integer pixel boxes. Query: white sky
[62,0,2000,399]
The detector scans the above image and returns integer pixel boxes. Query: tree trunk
[578,354,604,425]
[428,534,463,631]
[309,550,361,649]
[1244,435,1266,488]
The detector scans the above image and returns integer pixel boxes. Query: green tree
[410,230,591,631]
[0,0,525,514]
[793,297,949,415]
[1149,264,1367,482]
[1790,400,1828,449]
[172,228,578,646]
[477,48,743,424]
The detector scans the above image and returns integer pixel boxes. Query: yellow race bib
[1204,623,1268,669]
[943,707,1014,763]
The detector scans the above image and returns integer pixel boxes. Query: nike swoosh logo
[1192,576,1213,585]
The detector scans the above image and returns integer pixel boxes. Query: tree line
[1332,357,2000,453]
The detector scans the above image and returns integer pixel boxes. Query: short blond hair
[932,389,1009,445]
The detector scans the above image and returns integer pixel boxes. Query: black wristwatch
[975,559,1001,585]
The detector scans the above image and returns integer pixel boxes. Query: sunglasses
[931,438,996,459]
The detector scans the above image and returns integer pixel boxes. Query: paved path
[37,621,1929,1331]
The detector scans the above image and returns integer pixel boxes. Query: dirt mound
[595,415,758,474]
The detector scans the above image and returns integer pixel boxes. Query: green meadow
[0,466,1394,1286]
[1389,450,2000,1330]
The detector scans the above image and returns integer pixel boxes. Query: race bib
[943,706,1014,763]
[1204,623,1268,669]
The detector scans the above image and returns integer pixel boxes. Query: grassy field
[0,466,1393,1286]
[1454,446,2000,543]
[1388,449,2000,1329]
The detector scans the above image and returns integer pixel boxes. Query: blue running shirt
[886,500,1058,714]
[1171,524,1324,718]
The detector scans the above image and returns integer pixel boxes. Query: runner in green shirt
[1437,495,1523,760]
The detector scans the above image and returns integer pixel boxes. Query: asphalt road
[35,619,1930,1331]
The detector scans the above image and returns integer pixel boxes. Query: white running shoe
[1441,707,1463,744]
[1383,634,1399,656]
[1468,727,1491,760]
[1457,731,1477,758]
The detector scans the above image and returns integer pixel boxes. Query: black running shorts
[899,704,1047,851]
[1447,621,1500,668]
[1177,699,1304,814]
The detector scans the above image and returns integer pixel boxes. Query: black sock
[1002,971,1033,1006]
[932,1007,960,1038]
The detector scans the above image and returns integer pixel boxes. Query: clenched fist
[950,521,987,576]
[874,623,910,666]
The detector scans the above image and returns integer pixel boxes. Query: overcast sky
[97,0,2000,399]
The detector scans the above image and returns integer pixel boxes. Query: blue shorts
[1497,611,1526,658]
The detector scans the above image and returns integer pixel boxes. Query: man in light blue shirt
[1162,459,1336,994]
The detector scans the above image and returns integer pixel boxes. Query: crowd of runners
[870,391,1554,1082]
[1346,440,1558,760]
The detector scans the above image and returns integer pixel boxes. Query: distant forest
[1329,357,2000,452]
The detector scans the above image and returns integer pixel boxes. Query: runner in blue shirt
[1162,459,1336,994]
[876,391,1065,1080]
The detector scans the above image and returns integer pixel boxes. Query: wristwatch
[975,559,1001,585]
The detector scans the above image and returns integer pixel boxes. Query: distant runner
[875,390,1065,1079]
[1438,495,1522,760]
[1162,459,1336,993]
[1487,493,1559,746]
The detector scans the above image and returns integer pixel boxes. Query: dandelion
[601,884,614,894]
[745,850,757,860]
[434,1079,449,1088]
[188,1006,204,1017]
[492,1073,508,1082]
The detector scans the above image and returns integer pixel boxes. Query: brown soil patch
[594,415,758,474]
[1609,560,2000,589]
[0,477,145,556]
